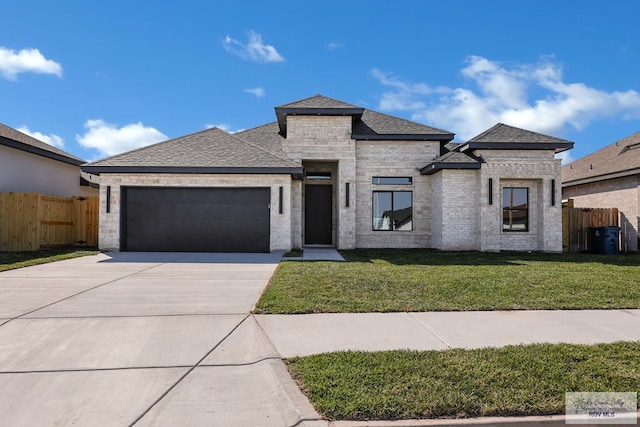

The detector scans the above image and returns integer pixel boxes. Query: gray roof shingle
[84,127,301,171]
[277,94,361,109]
[0,122,85,165]
[354,109,453,137]
[234,122,285,155]
[562,131,640,184]
[465,123,573,153]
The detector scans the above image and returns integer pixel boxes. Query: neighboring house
[0,123,97,197]
[562,131,640,251]
[82,95,572,253]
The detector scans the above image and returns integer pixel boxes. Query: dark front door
[305,184,332,245]
[122,187,270,252]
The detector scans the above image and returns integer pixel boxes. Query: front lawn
[0,247,100,272]
[287,342,640,420]
[255,249,640,313]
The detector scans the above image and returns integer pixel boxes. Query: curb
[329,411,640,426]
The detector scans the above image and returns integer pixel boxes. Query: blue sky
[2,1,639,164]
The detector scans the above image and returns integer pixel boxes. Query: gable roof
[464,123,573,153]
[0,123,85,166]
[562,131,640,186]
[82,127,302,175]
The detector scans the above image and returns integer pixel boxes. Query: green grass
[286,342,640,421]
[255,249,640,313]
[0,247,100,272]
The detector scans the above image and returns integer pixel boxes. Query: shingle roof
[83,127,301,173]
[0,122,85,165]
[562,131,640,185]
[277,94,361,109]
[420,149,481,175]
[353,109,453,139]
[467,123,573,151]
[234,122,285,155]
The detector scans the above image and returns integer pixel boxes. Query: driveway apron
[0,252,323,427]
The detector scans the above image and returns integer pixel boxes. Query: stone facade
[97,173,292,251]
[477,151,563,252]
[356,140,438,248]
[563,175,639,251]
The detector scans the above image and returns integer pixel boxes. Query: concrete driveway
[0,252,324,427]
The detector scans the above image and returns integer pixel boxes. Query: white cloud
[244,87,265,97]
[17,126,65,148]
[0,47,62,80]
[555,151,575,166]
[77,120,167,156]
[223,31,285,63]
[326,42,343,50]
[204,123,244,133]
[372,56,640,140]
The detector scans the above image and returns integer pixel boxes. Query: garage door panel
[123,187,270,253]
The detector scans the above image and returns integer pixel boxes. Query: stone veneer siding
[437,169,480,250]
[563,175,639,251]
[281,116,356,249]
[355,140,440,248]
[97,173,293,252]
[478,150,563,252]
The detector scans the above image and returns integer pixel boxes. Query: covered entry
[121,187,270,252]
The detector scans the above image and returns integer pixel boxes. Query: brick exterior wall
[355,140,439,248]
[438,169,480,250]
[97,174,292,252]
[282,116,357,249]
[478,150,563,252]
[563,175,639,251]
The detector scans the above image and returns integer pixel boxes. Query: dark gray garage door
[122,187,270,252]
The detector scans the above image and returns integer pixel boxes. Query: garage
[121,187,271,252]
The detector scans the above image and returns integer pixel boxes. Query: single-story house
[82,95,573,253]
[0,123,97,197]
[562,131,640,251]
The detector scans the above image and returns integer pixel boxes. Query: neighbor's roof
[464,123,573,153]
[82,127,302,175]
[0,122,85,166]
[562,131,640,185]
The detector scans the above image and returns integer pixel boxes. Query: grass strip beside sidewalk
[255,249,640,313]
[0,248,100,272]
[286,342,640,421]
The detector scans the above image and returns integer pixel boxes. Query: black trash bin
[590,226,620,255]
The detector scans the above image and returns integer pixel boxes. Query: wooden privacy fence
[0,192,98,251]
[562,199,619,253]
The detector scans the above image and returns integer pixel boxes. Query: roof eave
[562,167,640,187]
[274,107,365,136]
[466,141,574,152]
[420,162,482,175]
[81,165,304,176]
[352,133,454,142]
[1,136,84,166]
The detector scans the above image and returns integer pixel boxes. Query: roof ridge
[466,123,503,142]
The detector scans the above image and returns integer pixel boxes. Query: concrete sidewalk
[256,309,640,357]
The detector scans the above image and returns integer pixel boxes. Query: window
[306,171,331,180]
[503,188,528,232]
[372,176,412,185]
[373,191,412,231]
